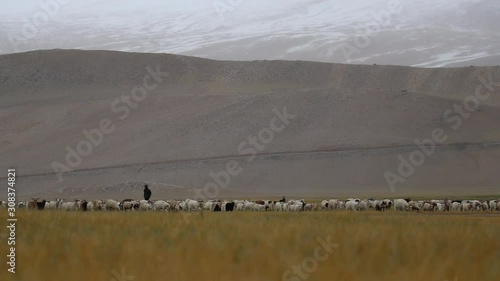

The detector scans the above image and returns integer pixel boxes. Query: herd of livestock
[2,197,500,212]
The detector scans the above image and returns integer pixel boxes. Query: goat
[28,198,39,209]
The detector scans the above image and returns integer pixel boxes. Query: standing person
[144,184,152,201]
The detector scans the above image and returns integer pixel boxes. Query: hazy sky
[2,0,308,16]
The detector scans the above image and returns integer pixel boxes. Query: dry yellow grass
[1,210,499,281]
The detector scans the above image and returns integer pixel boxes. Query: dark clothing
[144,186,152,200]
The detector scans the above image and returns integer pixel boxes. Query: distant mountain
[1,0,499,67]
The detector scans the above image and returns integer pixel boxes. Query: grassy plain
[1,210,499,281]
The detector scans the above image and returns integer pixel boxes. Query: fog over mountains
[2,0,500,67]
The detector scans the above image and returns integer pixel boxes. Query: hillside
[1,49,499,199]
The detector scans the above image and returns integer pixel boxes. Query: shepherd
[144,184,152,201]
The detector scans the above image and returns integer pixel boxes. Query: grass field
[1,210,499,281]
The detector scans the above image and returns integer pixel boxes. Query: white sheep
[394,199,409,211]
[62,201,78,211]
[105,199,120,211]
[153,200,170,211]
[139,200,152,211]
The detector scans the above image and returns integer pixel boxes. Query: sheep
[62,201,78,211]
[185,199,202,212]
[79,200,88,211]
[338,200,346,209]
[288,200,306,212]
[434,203,444,211]
[451,202,462,212]
[87,200,96,211]
[320,200,329,210]
[488,200,498,211]
[461,200,471,211]
[121,200,139,211]
[176,201,186,211]
[382,199,393,210]
[166,200,180,211]
[47,200,58,210]
[138,200,152,211]
[46,198,64,210]
[482,201,489,211]
[26,198,47,210]
[17,201,28,209]
[36,200,47,210]
[10,196,500,213]
[394,199,409,211]
[422,202,434,211]
[408,201,420,211]
[358,200,368,211]
[153,200,170,211]
[470,200,482,211]
[375,201,387,211]
[203,201,216,211]
[374,200,387,211]
[73,200,88,211]
[276,202,284,212]
[328,199,339,210]
[345,200,359,211]
[223,202,235,212]
[87,200,105,211]
[304,203,317,211]
[105,199,120,211]
[255,202,268,211]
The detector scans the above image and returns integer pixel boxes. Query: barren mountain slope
[0,50,499,199]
